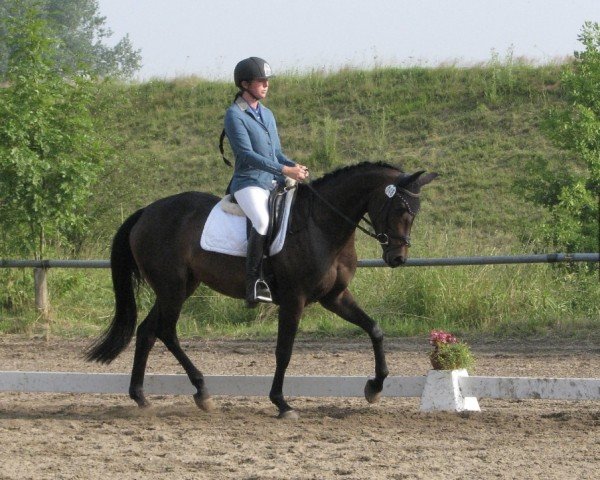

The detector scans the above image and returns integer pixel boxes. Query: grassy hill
[89,64,571,248]
[2,63,598,339]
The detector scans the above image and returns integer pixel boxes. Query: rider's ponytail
[219,92,244,167]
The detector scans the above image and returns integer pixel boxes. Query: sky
[97,0,599,81]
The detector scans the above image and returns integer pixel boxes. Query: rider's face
[245,78,269,100]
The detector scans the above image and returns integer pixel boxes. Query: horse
[86,161,437,418]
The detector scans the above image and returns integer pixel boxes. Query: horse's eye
[393,201,411,213]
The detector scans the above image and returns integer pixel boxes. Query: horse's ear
[397,170,426,188]
[397,170,438,189]
[415,172,438,188]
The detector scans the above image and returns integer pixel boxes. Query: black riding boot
[245,228,272,306]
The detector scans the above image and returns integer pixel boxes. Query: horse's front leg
[269,300,304,419]
[320,288,389,403]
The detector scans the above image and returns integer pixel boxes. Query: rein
[303,181,418,245]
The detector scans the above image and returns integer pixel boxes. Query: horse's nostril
[385,255,405,268]
[394,256,406,266]
[383,251,407,268]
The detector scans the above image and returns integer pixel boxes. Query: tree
[0,0,141,79]
[0,1,106,259]
[542,22,600,253]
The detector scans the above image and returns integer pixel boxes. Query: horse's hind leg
[129,304,159,407]
[156,308,214,412]
[269,300,304,419]
[319,289,389,404]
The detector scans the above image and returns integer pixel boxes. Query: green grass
[1,61,599,339]
[3,226,597,340]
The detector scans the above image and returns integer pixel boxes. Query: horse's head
[368,170,438,267]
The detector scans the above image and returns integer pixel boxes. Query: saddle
[219,181,296,253]
[200,184,297,258]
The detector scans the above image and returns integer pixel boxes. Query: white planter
[420,369,481,412]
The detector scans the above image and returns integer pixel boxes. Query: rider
[224,57,309,306]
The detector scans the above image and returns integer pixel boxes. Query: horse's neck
[306,170,389,245]
[316,170,385,220]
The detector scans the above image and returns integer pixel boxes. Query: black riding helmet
[220,57,275,167]
[234,57,274,89]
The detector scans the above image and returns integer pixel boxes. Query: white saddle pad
[200,189,296,257]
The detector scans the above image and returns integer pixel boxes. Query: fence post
[33,267,51,338]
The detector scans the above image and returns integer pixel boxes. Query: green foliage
[0,269,32,312]
[429,342,475,371]
[309,114,340,169]
[539,22,600,253]
[0,2,106,258]
[428,331,475,370]
[484,47,518,105]
[0,0,141,79]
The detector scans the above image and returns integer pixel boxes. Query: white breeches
[234,186,270,235]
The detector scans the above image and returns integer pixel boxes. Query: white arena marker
[0,372,425,398]
[420,369,480,412]
[2,371,600,413]
[459,376,600,400]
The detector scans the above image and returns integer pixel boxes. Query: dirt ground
[0,334,598,480]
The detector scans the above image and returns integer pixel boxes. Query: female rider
[224,57,309,305]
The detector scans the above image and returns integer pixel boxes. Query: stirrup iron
[253,279,272,303]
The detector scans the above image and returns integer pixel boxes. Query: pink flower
[429,330,458,346]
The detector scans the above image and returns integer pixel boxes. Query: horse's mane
[308,161,403,188]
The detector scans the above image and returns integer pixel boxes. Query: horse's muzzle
[383,249,407,268]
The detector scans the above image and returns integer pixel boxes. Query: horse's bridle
[369,184,420,247]
[304,182,419,247]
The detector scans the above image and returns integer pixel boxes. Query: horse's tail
[85,208,145,364]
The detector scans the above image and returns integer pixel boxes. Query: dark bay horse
[86,161,437,418]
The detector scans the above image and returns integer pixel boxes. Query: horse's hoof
[364,380,382,404]
[194,393,216,412]
[132,396,151,408]
[278,409,299,420]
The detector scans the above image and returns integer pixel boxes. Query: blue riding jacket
[224,96,296,195]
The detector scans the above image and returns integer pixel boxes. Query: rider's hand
[283,164,310,182]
